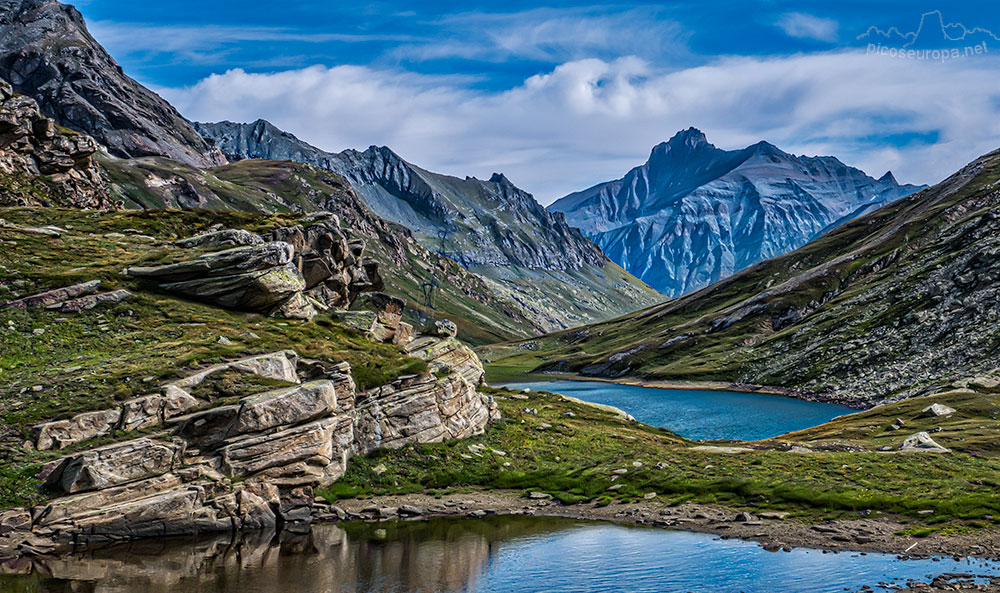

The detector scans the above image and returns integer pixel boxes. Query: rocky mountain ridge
[0,0,224,167]
[196,120,663,330]
[195,119,606,270]
[549,128,925,296]
[488,146,1000,406]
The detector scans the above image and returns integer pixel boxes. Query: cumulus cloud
[776,13,839,43]
[163,51,1000,204]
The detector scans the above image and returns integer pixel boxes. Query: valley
[0,1,999,592]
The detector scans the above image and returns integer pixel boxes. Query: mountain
[549,128,925,297]
[100,155,558,344]
[196,119,663,330]
[0,0,224,167]
[486,147,1000,406]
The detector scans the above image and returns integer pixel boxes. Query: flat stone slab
[4,280,100,309]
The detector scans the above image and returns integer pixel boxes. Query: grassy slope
[323,384,1000,535]
[0,207,428,508]
[101,157,548,344]
[483,148,1000,402]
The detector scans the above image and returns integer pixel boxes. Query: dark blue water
[4,518,997,593]
[500,380,854,440]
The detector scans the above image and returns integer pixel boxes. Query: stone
[54,438,182,493]
[220,416,353,487]
[349,292,405,330]
[899,431,950,453]
[125,242,306,312]
[175,229,263,249]
[734,511,754,522]
[271,291,317,321]
[398,504,424,517]
[428,319,458,338]
[47,289,132,313]
[405,336,486,386]
[233,381,338,435]
[920,403,957,418]
[4,280,100,309]
[172,351,300,389]
[393,322,414,346]
[528,492,552,500]
[35,408,121,451]
[0,509,30,535]
[332,310,378,333]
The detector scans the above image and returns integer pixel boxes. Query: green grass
[0,206,437,508]
[320,385,1000,529]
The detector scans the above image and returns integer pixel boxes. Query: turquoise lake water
[499,380,855,440]
[4,517,997,593]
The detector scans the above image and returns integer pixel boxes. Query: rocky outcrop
[3,342,495,553]
[0,0,224,167]
[899,432,950,453]
[549,128,925,296]
[126,242,310,317]
[0,79,110,208]
[125,217,389,321]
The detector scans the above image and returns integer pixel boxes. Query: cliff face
[549,128,925,297]
[0,0,224,167]
[196,120,606,271]
[0,78,110,208]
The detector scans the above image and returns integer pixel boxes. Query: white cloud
[776,13,839,43]
[392,7,690,64]
[163,51,1000,204]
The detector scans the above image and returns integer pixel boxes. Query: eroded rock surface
[6,340,495,553]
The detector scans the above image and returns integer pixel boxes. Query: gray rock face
[0,0,224,167]
[9,341,495,549]
[53,438,182,494]
[0,78,110,208]
[921,403,956,418]
[125,242,307,313]
[195,120,607,271]
[549,128,926,296]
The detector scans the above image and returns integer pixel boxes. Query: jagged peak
[746,140,788,158]
[489,172,512,185]
[878,171,899,186]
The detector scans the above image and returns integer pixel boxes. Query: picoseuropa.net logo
[859,10,997,62]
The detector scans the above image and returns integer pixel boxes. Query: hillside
[196,120,663,330]
[0,0,224,167]
[486,147,1000,406]
[549,128,924,297]
[98,156,555,344]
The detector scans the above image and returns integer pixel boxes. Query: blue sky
[75,1,1000,203]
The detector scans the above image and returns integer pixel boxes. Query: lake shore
[331,489,1000,561]
[496,372,866,408]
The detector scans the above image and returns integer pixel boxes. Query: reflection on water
[500,380,855,440]
[2,517,999,593]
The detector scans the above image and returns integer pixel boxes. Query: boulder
[220,416,351,486]
[920,403,957,418]
[405,335,486,386]
[349,292,405,330]
[428,319,458,338]
[233,381,338,435]
[175,229,263,249]
[35,408,121,451]
[172,351,299,389]
[899,432,950,453]
[125,242,306,312]
[332,310,378,333]
[4,280,100,309]
[54,438,182,493]
[48,289,132,313]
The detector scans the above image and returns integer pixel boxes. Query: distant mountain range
[488,145,1000,406]
[196,119,663,331]
[549,128,925,296]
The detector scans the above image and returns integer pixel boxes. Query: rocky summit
[0,0,224,167]
[549,128,925,296]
